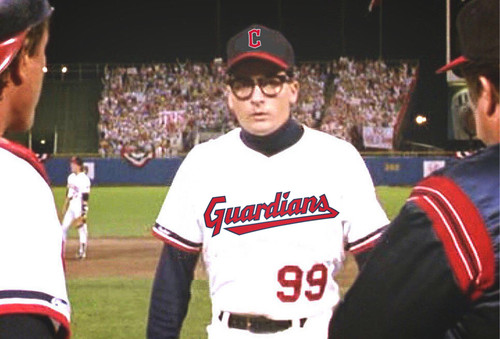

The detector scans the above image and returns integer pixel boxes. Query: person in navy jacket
[329,0,499,338]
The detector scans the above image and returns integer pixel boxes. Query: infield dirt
[65,238,207,280]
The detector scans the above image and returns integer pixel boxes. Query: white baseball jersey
[154,126,389,321]
[66,172,91,210]
[0,143,70,336]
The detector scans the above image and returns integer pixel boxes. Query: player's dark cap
[436,0,499,74]
[71,156,83,167]
[226,24,295,72]
[0,0,53,74]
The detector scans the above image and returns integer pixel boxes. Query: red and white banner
[121,147,154,168]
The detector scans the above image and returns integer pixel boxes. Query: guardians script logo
[204,192,339,236]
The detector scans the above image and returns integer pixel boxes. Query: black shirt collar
[240,118,304,157]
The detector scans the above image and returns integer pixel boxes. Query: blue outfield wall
[45,157,184,186]
[364,156,450,186]
[45,155,453,187]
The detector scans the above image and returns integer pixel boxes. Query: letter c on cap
[248,28,261,49]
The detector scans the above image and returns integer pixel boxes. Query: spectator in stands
[319,58,417,146]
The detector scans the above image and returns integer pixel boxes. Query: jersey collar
[240,118,304,157]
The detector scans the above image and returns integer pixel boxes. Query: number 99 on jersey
[277,264,328,303]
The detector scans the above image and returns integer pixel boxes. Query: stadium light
[40,139,46,145]
[61,66,68,74]
[415,115,427,125]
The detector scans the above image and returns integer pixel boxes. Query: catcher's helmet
[0,0,53,74]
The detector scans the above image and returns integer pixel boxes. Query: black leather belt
[219,312,307,334]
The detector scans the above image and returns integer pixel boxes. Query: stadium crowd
[97,58,417,157]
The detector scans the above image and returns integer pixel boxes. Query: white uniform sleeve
[83,175,91,194]
[66,173,74,198]
[0,154,70,334]
[341,145,389,253]
[153,148,203,253]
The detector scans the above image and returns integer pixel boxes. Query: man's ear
[8,52,27,86]
[288,80,300,105]
[479,76,497,117]
[226,85,234,112]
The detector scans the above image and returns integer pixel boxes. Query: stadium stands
[97,58,417,157]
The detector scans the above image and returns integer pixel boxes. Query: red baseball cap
[226,24,295,72]
[0,0,53,74]
[0,31,27,74]
[436,0,499,74]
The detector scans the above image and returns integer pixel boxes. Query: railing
[43,59,419,81]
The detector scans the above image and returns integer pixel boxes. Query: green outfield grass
[67,278,210,339]
[53,186,169,238]
[57,185,411,339]
[376,185,411,219]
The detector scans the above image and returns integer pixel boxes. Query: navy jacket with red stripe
[329,144,499,339]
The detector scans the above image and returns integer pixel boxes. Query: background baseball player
[61,156,91,259]
[329,0,499,337]
[0,0,71,337]
[147,24,389,339]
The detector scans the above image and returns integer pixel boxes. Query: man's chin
[7,119,35,133]
[244,124,275,136]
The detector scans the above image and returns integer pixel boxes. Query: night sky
[45,0,459,65]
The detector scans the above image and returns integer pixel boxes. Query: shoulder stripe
[346,226,386,254]
[413,186,480,277]
[408,195,475,281]
[0,290,71,339]
[409,175,495,300]
[0,290,68,304]
[152,223,202,253]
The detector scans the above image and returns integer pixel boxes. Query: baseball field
[54,185,411,339]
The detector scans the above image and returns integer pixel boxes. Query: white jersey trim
[153,223,202,253]
[0,290,70,338]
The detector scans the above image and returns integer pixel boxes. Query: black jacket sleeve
[0,314,56,339]
[351,248,373,269]
[345,226,388,271]
[147,243,200,339]
[329,202,469,339]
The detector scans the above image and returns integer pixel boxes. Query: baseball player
[0,0,71,337]
[147,24,389,339]
[61,156,91,259]
[329,0,499,338]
